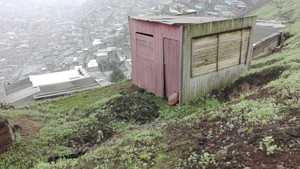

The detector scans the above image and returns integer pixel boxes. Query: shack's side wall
[128,18,182,98]
[181,16,256,102]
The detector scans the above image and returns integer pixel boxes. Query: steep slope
[0,0,300,168]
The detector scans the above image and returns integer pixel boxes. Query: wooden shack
[129,16,256,103]
[0,116,14,154]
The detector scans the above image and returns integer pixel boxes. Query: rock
[276,165,285,169]
[96,130,104,143]
[261,164,267,169]
[248,134,259,144]
[0,116,14,153]
[225,161,231,166]
[216,145,234,161]
[244,167,251,169]
[238,128,246,136]
[216,148,227,161]
[226,143,238,151]
[197,135,207,145]
[210,143,216,148]
[284,127,300,137]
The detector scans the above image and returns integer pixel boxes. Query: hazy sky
[0,0,86,7]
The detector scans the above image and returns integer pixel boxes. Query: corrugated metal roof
[29,69,90,87]
[6,87,40,104]
[253,25,282,46]
[4,78,31,95]
[130,16,227,25]
[1,69,101,106]
[33,77,100,99]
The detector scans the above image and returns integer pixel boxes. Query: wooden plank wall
[181,16,256,102]
[191,28,251,77]
[218,30,241,69]
[191,35,218,77]
[241,29,251,64]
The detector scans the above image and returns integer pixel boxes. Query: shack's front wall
[181,16,256,102]
[129,18,182,98]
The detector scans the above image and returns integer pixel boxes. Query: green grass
[26,80,132,115]
[250,1,279,19]
[2,1,300,168]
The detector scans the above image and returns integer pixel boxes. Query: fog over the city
[0,0,86,6]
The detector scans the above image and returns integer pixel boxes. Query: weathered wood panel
[181,16,256,102]
[241,29,251,64]
[218,30,241,69]
[191,35,218,77]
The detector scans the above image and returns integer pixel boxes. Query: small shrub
[259,136,278,155]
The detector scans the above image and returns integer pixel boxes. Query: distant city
[0,0,264,85]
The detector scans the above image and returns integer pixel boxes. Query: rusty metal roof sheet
[130,16,227,25]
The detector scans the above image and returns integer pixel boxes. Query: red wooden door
[163,38,180,98]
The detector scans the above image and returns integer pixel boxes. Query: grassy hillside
[1,0,300,168]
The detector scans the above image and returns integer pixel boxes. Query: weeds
[176,152,217,169]
[259,136,279,155]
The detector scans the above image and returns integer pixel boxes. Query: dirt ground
[213,67,285,102]
[105,94,159,124]
[10,117,44,139]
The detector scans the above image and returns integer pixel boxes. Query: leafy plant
[176,152,217,169]
[204,98,220,109]
[259,136,278,155]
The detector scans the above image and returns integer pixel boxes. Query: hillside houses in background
[0,0,286,106]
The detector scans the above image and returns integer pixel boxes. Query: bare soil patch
[123,84,145,94]
[213,67,285,101]
[105,95,159,124]
[10,117,44,139]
